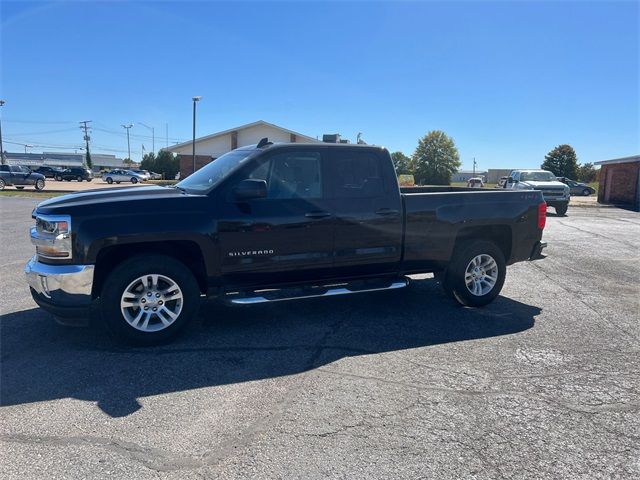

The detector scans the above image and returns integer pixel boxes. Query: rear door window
[328,151,385,198]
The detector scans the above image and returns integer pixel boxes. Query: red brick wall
[178,154,213,179]
[598,161,640,209]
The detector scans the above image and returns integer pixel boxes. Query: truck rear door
[325,148,403,277]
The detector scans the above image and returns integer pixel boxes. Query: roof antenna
[257,137,272,148]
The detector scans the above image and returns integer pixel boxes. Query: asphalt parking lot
[1,197,638,479]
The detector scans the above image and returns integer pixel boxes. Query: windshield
[520,171,556,182]
[176,148,257,193]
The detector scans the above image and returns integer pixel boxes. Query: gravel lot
[1,198,638,479]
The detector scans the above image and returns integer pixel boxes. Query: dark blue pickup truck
[0,164,46,191]
[25,140,547,344]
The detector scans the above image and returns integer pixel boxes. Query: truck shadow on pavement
[0,278,540,417]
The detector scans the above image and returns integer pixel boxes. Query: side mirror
[234,179,267,201]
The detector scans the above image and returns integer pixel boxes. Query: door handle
[305,211,332,219]
[375,208,399,216]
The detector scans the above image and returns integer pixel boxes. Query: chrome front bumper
[25,256,95,307]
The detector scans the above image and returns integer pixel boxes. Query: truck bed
[400,188,544,271]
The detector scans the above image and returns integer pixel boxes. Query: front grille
[538,189,564,197]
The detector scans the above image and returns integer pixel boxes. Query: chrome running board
[227,278,409,305]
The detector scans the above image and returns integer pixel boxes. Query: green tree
[541,144,578,179]
[140,150,179,179]
[412,130,461,185]
[391,151,413,175]
[85,150,92,169]
[576,162,597,183]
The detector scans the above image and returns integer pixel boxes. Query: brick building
[595,155,640,211]
[164,120,319,178]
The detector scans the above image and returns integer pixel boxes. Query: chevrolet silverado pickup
[25,140,547,344]
[505,169,570,215]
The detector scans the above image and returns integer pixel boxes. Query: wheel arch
[92,241,208,298]
[454,224,512,262]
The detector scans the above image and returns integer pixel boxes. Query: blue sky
[1,1,638,169]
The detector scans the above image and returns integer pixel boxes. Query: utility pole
[192,96,201,174]
[121,124,133,161]
[0,100,5,164]
[473,157,477,177]
[79,120,92,168]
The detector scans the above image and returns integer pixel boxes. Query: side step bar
[227,278,409,305]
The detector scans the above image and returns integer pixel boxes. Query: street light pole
[192,96,201,174]
[0,100,5,164]
[138,122,155,153]
[121,124,133,161]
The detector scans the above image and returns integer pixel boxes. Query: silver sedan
[102,169,147,184]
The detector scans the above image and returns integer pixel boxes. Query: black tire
[101,254,201,345]
[87,178,93,182]
[131,177,138,184]
[582,188,590,196]
[116,181,121,184]
[441,240,506,307]
[0,178,5,190]
[106,177,113,184]
[55,175,63,181]
[15,186,25,190]
[555,204,568,216]
[35,179,45,191]
[77,176,83,182]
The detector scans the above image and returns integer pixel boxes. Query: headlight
[31,215,72,259]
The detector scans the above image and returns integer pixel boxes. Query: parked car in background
[33,165,64,179]
[55,167,93,182]
[467,177,484,188]
[0,164,46,190]
[102,169,147,184]
[132,169,151,181]
[506,169,570,215]
[148,171,163,180]
[556,177,595,196]
[497,176,509,188]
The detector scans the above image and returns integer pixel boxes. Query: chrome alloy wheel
[464,254,498,296]
[120,274,184,332]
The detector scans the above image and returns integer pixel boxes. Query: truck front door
[216,148,335,287]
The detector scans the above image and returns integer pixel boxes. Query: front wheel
[106,177,113,184]
[441,240,506,307]
[555,204,568,216]
[35,179,45,190]
[101,254,201,345]
[0,178,5,190]
[77,176,83,182]
[131,177,138,184]
[55,175,63,181]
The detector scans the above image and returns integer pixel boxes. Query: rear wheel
[35,179,45,190]
[77,176,83,182]
[101,254,200,345]
[131,177,138,184]
[0,179,5,190]
[582,188,590,196]
[55,175,63,181]
[555,204,568,216]
[441,240,506,307]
